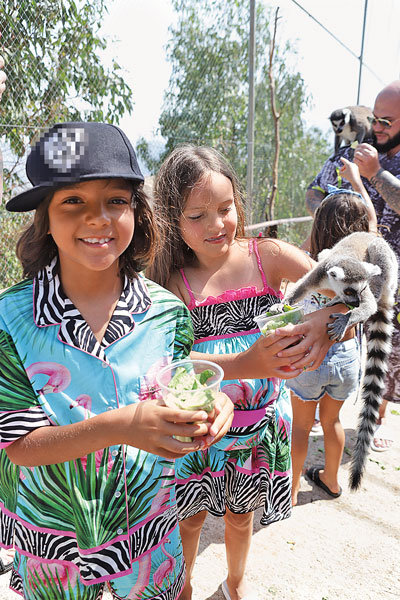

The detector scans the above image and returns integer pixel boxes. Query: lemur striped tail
[350,304,394,490]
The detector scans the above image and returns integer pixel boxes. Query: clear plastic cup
[156,359,224,442]
[254,305,304,337]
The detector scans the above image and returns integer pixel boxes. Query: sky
[101,0,400,154]
[100,0,400,157]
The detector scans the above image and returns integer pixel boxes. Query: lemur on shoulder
[329,105,374,153]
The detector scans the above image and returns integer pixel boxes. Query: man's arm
[370,169,400,215]
[354,142,400,215]
[305,187,325,215]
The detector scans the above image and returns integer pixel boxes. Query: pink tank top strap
[249,238,269,291]
[179,268,197,309]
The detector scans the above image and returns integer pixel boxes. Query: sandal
[221,579,260,600]
[305,466,342,498]
[371,423,394,452]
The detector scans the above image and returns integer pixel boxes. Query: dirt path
[1,394,398,599]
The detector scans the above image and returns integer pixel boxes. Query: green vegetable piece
[168,366,194,390]
[199,369,214,385]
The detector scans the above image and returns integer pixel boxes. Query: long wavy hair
[147,145,246,287]
[16,181,159,279]
[310,192,370,260]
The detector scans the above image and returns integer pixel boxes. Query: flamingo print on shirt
[153,538,176,588]
[126,554,152,599]
[26,362,71,395]
[69,394,92,420]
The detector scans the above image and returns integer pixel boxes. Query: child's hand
[274,305,347,371]
[119,399,212,459]
[340,156,361,186]
[203,392,234,447]
[239,332,306,379]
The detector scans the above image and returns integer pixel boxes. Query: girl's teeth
[84,238,111,244]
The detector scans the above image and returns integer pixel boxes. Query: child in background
[0,124,233,599]
[287,177,375,506]
[148,145,346,600]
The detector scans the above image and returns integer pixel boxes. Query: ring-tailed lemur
[285,232,398,490]
[329,105,374,153]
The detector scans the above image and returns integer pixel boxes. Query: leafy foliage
[137,0,330,241]
[0,0,134,287]
[1,0,133,184]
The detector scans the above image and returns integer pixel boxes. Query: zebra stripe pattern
[175,462,291,525]
[34,259,151,361]
[191,292,280,339]
[12,507,178,583]
[0,406,51,445]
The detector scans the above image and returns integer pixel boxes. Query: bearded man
[305,80,400,452]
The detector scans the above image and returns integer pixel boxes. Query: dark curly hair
[16,180,159,279]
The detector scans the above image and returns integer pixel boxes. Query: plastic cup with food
[156,359,224,442]
[254,304,304,337]
[254,304,305,372]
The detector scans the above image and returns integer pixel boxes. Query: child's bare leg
[290,393,317,505]
[319,393,344,494]
[178,510,207,600]
[223,508,254,600]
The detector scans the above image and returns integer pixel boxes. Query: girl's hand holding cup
[156,359,233,448]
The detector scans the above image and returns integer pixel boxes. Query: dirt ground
[1,394,399,600]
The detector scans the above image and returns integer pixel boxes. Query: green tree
[0,0,134,288]
[137,0,330,242]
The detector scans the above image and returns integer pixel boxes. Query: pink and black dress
[175,240,292,525]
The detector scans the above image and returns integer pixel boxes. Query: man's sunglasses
[367,115,400,129]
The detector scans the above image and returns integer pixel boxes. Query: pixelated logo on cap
[43,127,88,172]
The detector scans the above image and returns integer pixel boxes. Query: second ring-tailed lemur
[285,232,398,490]
[329,105,374,153]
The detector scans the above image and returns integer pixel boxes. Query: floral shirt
[308,146,400,250]
[0,260,193,597]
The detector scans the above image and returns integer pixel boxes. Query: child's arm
[5,399,225,466]
[339,157,378,232]
[190,333,305,380]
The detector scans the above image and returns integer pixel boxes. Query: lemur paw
[327,313,350,341]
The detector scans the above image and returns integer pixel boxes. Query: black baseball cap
[6,121,144,212]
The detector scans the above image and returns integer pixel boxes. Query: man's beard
[372,129,400,154]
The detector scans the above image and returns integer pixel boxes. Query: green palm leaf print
[18,463,75,530]
[0,329,40,410]
[178,450,220,478]
[68,448,162,549]
[0,449,19,512]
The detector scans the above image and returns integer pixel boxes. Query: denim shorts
[286,337,361,402]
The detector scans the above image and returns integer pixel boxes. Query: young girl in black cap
[0,122,233,599]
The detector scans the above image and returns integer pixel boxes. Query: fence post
[246,0,256,225]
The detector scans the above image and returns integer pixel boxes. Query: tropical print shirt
[0,259,193,597]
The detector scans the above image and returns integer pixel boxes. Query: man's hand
[353,143,381,180]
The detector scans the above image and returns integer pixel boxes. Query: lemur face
[326,261,381,306]
[329,108,351,133]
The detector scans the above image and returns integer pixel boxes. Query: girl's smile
[48,179,135,278]
[180,172,237,260]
